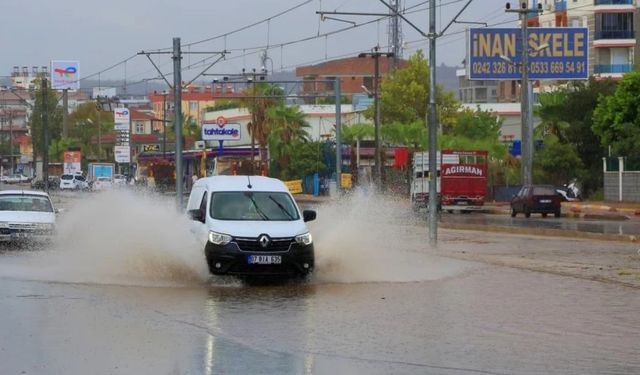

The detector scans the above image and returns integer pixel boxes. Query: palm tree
[534,90,570,142]
[240,83,284,162]
[267,105,310,179]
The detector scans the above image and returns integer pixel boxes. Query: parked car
[0,190,58,244]
[187,175,316,278]
[113,174,127,187]
[92,176,113,190]
[59,174,90,190]
[31,176,61,190]
[5,174,32,184]
[511,185,561,218]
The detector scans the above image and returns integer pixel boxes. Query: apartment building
[531,0,636,79]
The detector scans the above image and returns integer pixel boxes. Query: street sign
[142,144,160,152]
[202,123,241,141]
[215,116,226,126]
[468,27,588,80]
[114,145,130,163]
[51,60,80,90]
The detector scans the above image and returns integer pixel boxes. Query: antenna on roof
[247,175,252,189]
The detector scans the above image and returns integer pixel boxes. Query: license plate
[456,201,468,205]
[540,199,551,203]
[247,255,282,265]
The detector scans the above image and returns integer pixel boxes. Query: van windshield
[210,191,299,221]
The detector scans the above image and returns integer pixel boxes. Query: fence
[603,157,640,202]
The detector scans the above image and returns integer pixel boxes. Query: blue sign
[468,28,588,80]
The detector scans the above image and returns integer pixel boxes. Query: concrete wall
[604,171,640,202]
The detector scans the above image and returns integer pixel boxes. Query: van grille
[233,237,294,252]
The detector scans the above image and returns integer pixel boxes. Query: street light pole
[427,0,438,246]
[506,2,542,186]
[358,47,394,188]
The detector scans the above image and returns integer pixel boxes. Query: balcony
[594,0,634,5]
[594,30,635,39]
[594,64,634,74]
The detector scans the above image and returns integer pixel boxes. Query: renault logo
[258,234,270,248]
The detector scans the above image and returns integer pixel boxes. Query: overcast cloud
[1,0,517,85]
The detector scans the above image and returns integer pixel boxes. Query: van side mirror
[303,210,316,222]
[188,208,205,223]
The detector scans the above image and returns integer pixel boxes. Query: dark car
[511,185,561,218]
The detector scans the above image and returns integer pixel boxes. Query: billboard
[114,108,130,131]
[63,151,81,174]
[202,123,241,141]
[468,28,588,80]
[51,61,80,90]
[114,146,130,163]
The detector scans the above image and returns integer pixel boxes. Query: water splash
[310,188,471,283]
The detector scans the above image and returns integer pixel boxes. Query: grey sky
[1,0,517,86]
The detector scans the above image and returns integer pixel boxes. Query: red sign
[442,164,485,177]
[215,116,227,127]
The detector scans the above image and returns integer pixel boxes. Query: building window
[362,77,373,91]
[189,101,198,111]
[325,77,336,91]
[135,122,145,134]
[596,12,634,39]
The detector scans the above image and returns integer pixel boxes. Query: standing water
[0,189,471,286]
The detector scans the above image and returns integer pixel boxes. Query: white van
[186,175,316,277]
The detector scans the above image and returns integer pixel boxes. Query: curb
[440,222,639,243]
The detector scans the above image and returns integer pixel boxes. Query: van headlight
[208,231,232,246]
[295,232,313,246]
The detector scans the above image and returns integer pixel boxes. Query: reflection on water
[441,214,640,235]
[1,265,639,375]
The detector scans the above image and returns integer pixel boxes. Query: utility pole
[42,78,50,193]
[97,99,102,161]
[427,0,438,246]
[358,47,394,188]
[139,43,227,209]
[389,0,403,68]
[173,37,184,209]
[62,89,69,138]
[335,78,342,191]
[9,112,13,175]
[162,92,168,159]
[506,2,542,186]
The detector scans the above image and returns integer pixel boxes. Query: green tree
[534,90,570,142]
[28,79,63,163]
[368,50,460,132]
[341,123,374,145]
[533,135,584,186]
[452,107,503,140]
[288,141,326,179]
[563,78,617,195]
[593,71,640,165]
[67,102,113,162]
[266,105,310,179]
[241,83,285,161]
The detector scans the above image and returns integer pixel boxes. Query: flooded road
[0,191,639,374]
[2,265,639,374]
[440,212,640,236]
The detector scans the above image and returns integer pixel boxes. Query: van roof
[195,175,290,193]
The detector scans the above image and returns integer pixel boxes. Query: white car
[0,190,57,243]
[5,174,31,184]
[93,176,113,190]
[59,174,90,190]
[113,174,127,186]
[186,175,316,278]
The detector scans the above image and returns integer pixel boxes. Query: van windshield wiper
[268,195,294,220]
[248,195,270,220]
